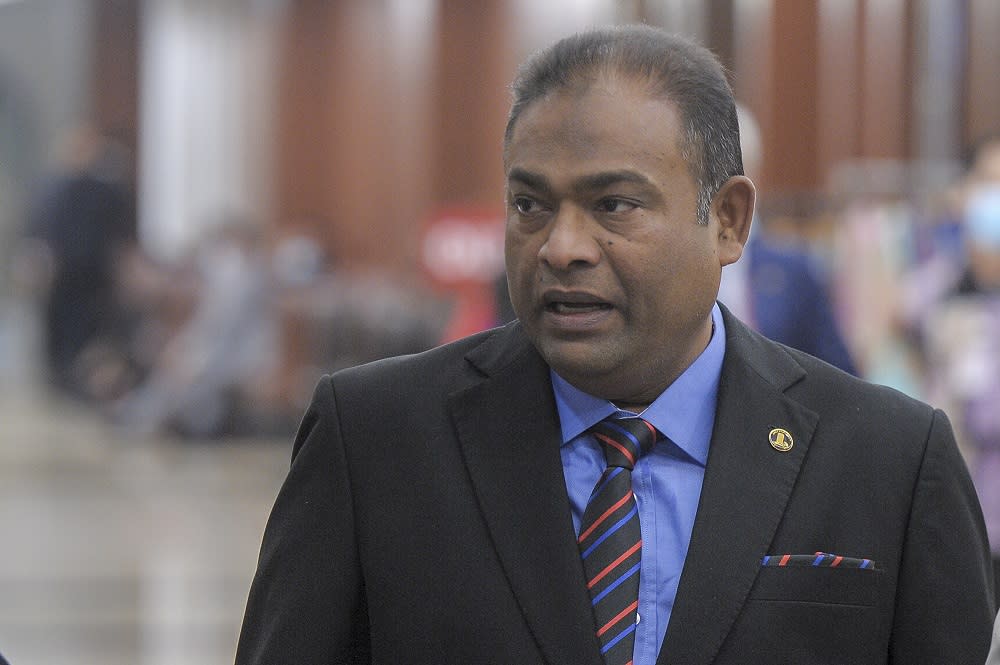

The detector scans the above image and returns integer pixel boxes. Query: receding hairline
[502,68,696,173]
[505,67,687,137]
[505,64,671,145]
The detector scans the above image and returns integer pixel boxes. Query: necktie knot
[590,417,657,471]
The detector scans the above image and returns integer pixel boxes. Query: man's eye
[596,198,638,213]
[513,197,539,215]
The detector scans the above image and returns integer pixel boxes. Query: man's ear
[712,175,755,266]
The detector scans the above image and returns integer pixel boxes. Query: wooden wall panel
[91,0,140,179]
[273,1,337,247]
[769,0,821,191]
[274,0,512,275]
[817,0,861,185]
[860,0,910,159]
[966,0,1000,146]
[321,1,404,271]
[432,0,512,208]
[732,0,774,189]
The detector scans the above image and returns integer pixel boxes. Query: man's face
[504,74,740,409]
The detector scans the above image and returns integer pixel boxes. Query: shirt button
[636,612,641,624]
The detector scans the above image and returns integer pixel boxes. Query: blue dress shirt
[553,303,725,665]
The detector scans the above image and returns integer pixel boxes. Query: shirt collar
[551,303,726,466]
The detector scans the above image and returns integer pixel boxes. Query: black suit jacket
[237,308,995,664]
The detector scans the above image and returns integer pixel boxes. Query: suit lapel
[657,311,819,665]
[450,324,604,665]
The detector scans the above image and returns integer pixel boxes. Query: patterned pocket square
[761,552,875,570]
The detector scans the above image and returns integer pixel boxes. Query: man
[237,26,994,664]
[26,126,134,399]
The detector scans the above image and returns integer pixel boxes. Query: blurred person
[24,125,134,399]
[237,26,993,664]
[900,132,1000,324]
[269,222,449,413]
[112,216,279,438]
[717,106,857,374]
[920,132,1000,602]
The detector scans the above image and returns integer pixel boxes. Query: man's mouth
[547,301,613,314]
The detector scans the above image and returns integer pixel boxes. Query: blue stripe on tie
[860,559,872,569]
[591,561,641,605]
[761,555,770,566]
[588,466,625,502]
[581,505,639,559]
[600,621,638,654]
[604,421,643,453]
[813,554,825,566]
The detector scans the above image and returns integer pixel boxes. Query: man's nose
[538,206,601,270]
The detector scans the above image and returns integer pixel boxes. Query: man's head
[505,25,744,225]
[503,25,754,410]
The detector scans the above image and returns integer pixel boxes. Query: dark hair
[505,24,743,224]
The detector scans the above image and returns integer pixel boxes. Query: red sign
[420,207,506,341]
[420,208,505,289]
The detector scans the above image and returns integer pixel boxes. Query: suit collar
[452,322,605,665]
[548,304,727,467]
[657,306,818,665]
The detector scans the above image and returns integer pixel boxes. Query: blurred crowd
[897,132,1000,558]
[11,127,450,440]
[8,123,1000,568]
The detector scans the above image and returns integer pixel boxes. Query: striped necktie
[579,416,657,665]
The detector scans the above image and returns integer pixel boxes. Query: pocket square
[761,552,875,570]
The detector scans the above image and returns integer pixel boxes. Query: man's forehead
[505,82,682,164]
[504,120,683,185]
[506,166,655,193]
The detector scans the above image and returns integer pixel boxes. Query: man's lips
[542,291,614,315]
[547,301,613,314]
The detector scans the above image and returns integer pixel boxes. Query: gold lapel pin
[769,428,793,452]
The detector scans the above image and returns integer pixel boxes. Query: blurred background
[1,0,1000,663]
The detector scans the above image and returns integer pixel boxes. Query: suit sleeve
[889,408,996,663]
[235,377,369,664]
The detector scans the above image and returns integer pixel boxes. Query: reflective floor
[0,301,290,665]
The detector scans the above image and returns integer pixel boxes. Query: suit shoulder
[780,342,938,427]
[327,325,505,390]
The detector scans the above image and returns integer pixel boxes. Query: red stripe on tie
[578,490,633,543]
[831,556,843,567]
[779,554,791,566]
[594,432,636,466]
[597,599,639,637]
[588,541,642,589]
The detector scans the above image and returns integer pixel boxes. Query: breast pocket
[720,567,888,664]
[750,565,882,607]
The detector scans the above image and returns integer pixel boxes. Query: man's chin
[535,337,620,388]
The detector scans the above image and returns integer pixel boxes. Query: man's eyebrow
[507,168,653,194]
[574,170,653,193]
[506,168,550,193]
